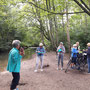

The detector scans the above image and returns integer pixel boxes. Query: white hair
[12,40,21,47]
[60,42,63,45]
[39,43,43,46]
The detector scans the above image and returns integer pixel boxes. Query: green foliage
[70,16,90,49]
[0,0,90,52]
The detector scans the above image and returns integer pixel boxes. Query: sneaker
[34,70,37,72]
[57,68,59,70]
[61,68,63,70]
[41,69,43,72]
[16,88,18,90]
[88,72,90,74]
[71,66,74,69]
[77,67,80,70]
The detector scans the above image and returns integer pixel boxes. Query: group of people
[7,40,90,90]
[71,42,80,68]
[71,42,90,74]
[34,42,66,72]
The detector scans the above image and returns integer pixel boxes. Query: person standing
[87,43,90,73]
[57,42,65,70]
[76,42,80,51]
[71,44,78,68]
[7,40,24,90]
[34,43,46,72]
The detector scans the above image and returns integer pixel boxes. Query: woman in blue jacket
[7,40,24,90]
[34,43,46,72]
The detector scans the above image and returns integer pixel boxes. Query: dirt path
[0,52,90,90]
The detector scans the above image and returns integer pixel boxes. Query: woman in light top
[57,42,65,70]
[34,43,46,72]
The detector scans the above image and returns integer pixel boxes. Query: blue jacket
[36,47,45,56]
[71,48,78,57]
[87,47,90,58]
[7,48,22,72]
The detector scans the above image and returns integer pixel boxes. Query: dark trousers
[72,57,77,65]
[87,58,90,73]
[10,72,20,90]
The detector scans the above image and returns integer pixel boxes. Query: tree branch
[28,1,85,15]
[73,0,90,16]
[80,0,90,11]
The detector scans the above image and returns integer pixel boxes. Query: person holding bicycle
[71,44,78,68]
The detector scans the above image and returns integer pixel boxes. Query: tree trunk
[66,0,71,53]
[35,1,44,44]
[62,14,65,37]
[85,14,87,27]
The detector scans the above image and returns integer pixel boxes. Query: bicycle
[65,52,87,73]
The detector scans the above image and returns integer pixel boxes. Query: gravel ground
[0,52,90,90]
